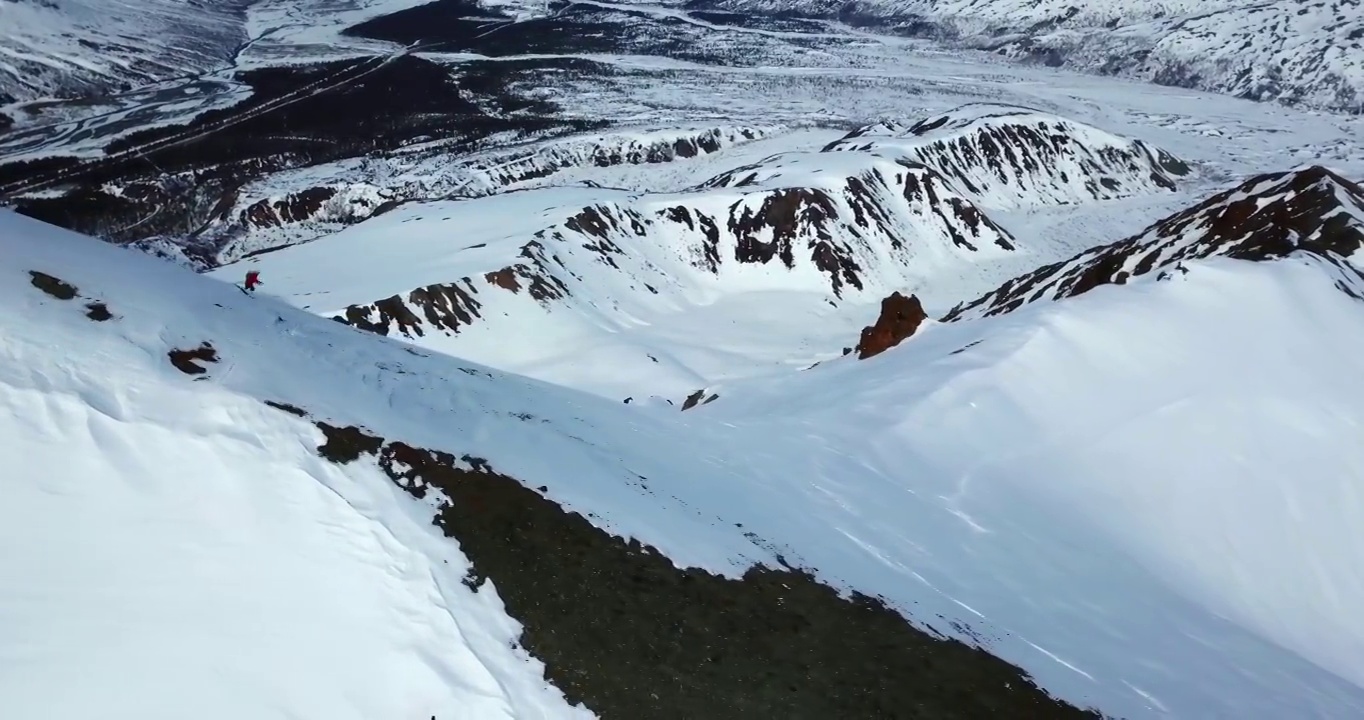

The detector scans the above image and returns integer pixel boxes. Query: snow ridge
[205,125,775,265]
[822,103,1192,209]
[943,165,1364,319]
[320,150,1016,343]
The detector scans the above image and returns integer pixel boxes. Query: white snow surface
[10,199,1364,718]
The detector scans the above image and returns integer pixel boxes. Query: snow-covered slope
[10,200,1364,718]
[208,148,1026,397]
[823,103,1192,209]
[944,165,1364,319]
[0,0,250,103]
[202,125,776,265]
[704,0,1364,113]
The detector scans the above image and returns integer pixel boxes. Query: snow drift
[822,103,1191,209]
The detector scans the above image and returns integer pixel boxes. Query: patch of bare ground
[29,270,78,300]
[28,270,117,321]
[167,342,219,375]
[302,417,1103,719]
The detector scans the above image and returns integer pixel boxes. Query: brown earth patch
[168,342,219,375]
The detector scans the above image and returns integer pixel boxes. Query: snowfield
[9,160,1364,717]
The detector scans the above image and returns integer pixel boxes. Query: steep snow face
[700,250,1364,717]
[945,165,1364,319]
[0,0,250,103]
[0,213,592,720]
[205,125,776,265]
[823,104,1191,210]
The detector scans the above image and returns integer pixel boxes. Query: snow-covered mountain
[9,192,1364,718]
[0,0,250,104]
[202,125,776,265]
[822,103,1192,209]
[702,0,1364,113]
[944,165,1364,319]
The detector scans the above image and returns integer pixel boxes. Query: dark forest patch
[313,421,1104,719]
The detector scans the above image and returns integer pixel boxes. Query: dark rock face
[826,106,1190,207]
[167,342,219,375]
[944,166,1364,320]
[240,187,339,229]
[304,419,1101,719]
[335,234,571,339]
[28,270,78,300]
[855,291,928,359]
[680,389,720,410]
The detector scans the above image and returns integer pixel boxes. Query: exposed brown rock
[29,271,78,300]
[485,267,521,292]
[240,187,338,228]
[945,166,1364,320]
[168,342,218,375]
[855,292,928,359]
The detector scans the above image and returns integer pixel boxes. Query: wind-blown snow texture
[10,191,1364,718]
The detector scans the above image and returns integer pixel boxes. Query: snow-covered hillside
[10,190,1364,718]
[202,125,776,265]
[704,0,1364,113]
[0,0,250,104]
[944,165,1364,319]
[206,147,1028,397]
[823,103,1191,209]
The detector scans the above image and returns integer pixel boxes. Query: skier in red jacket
[244,269,262,292]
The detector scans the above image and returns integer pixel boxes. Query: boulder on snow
[855,292,927,359]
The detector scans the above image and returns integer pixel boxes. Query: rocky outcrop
[944,165,1364,320]
[336,233,570,339]
[823,104,1190,209]
[854,291,928,359]
[239,187,340,229]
